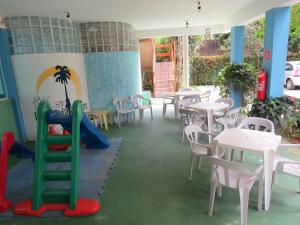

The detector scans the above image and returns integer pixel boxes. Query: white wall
[12,53,89,140]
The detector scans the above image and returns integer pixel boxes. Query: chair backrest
[208,156,256,188]
[184,124,212,155]
[113,96,132,112]
[178,87,193,92]
[238,117,275,132]
[131,94,143,107]
[215,98,234,109]
[199,90,211,102]
[223,107,241,128]
[180,95,201,108]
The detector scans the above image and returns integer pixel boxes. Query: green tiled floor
[2,103,300,225]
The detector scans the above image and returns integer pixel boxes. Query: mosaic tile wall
[4,17,139,55]
[79,22,139,53]
[5,16,82,55]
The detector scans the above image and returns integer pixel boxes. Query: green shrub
[190,56,230,86]
[216,63,258,108]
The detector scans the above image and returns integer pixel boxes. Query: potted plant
[216,63,257,108]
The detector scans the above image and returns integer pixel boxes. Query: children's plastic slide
[46,110,110,149]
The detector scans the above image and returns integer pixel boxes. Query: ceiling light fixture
[186,20,189,28]
[197,1,202,12]
[64,11,72,22]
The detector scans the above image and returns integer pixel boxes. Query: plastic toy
[14,101,100,216]
[0,132,14,213]
[48,125,70,150]
[47,110,110,149]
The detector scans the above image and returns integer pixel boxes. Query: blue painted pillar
[263,7,291,98]
[0,28,26,142]
[230,26,245,108]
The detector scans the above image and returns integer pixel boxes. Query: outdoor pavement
[284,87,300,99]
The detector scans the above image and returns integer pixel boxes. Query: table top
[175,91,200,96]
[213,128,282,152]
[189,102,229,111]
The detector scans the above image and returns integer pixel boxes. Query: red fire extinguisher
[257,69,267,101]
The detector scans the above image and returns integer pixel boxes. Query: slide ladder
[14,100,100,216]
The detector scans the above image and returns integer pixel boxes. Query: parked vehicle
[285,61,300,90]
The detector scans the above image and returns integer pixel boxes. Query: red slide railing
[0,132,14,213]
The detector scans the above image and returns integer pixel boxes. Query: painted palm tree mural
[53,65,72,114]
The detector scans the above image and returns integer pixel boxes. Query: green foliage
[289,3,300,52]
[280,99,300,138]
[216,63,258,107]
[190,56,230,85]
[248,97,291,127]
[142,72,153,91]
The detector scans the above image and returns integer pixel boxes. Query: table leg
[263,150,275,210]
[103,113,109,130]
[207,109,213,143]
[174,96,179,119]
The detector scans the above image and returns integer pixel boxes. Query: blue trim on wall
[0,28,26,142]
[263,7,291,98]
[230,26,245,108]
[85,51,142,111]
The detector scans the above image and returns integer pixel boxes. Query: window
[285,63,293,71]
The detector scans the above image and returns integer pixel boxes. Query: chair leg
[188,153,195,181]
[163,103,166,118]
[208,180,218,216]
[139,109,143,120]
[150,107,153,120]
[133,112,136,126]
[118,113,121,128]
[258,178,263,211]
[197,156,202,170]
[239,187,250,225]
[240,151,245,162]
[217,185,222,197]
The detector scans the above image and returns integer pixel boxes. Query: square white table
[188,102,229,142]
[213,128,282,210]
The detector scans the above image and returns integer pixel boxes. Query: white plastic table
[213,128,282,211]
[188,102,229,142]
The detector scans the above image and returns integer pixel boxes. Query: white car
[285,61,300,89]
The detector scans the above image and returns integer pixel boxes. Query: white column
[182,35,189,88]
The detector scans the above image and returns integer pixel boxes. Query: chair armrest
[129,101,138,109]
[143,98,151,105]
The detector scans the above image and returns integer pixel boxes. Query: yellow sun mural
[36,66,82,99]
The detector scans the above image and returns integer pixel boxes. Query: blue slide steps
[46,110,110,149]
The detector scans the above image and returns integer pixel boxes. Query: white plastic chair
[238,117,275,132]
[131,94,153,120]
[184,124,216,180]
[215,107,242,129]
[273,144,300,192]
[199,90,211,102]
[179,95,202,142]
[162,95,175,118]
[214,97,234,118]
[113,96,136,128]
[236,117,275,161]
[208,156,264,225]
[179,95,201,109]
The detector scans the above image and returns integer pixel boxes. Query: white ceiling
[0,0,298,35]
